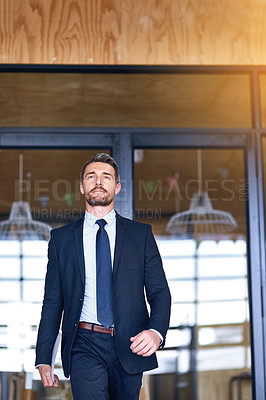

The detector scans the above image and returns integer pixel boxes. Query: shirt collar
[84,208,116,228]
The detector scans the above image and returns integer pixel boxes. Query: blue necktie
[96,219,113,329]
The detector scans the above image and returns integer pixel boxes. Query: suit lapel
[73,217,85,284]
[113,213,126,278]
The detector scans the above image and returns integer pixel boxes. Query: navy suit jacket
[35,213,171,377]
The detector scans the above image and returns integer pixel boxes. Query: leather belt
[78,322,115,336]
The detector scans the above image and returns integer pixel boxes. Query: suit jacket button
[75,323,77,326]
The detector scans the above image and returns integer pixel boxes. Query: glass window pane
[198,279,247,301]
[6,323,32,349]
[0,241,20,255]
[163,257,195,279]
[155,351,178,374]
[197,346,250,371]
[170,303,195,326]
[23,281,45,302]
[0,349,23,371]
[198,301,248,325]
[22,303,42,325]
[22,257,47,279]
[0,304,11,324]
[0,303,25,324]
[0,281,20,301]
[0,149,109,223]
[198,325,244,346]
[0,257,20,278]
[0,326,8,347]
[177,350,191,373]
[134,149,246,241]
[198,257,247,277]
[22,240,48,256]
[198,240,246,256]
[134,147,250,394]
[23,349,36,372]
[165,328,192,348]
[0,302,42,326]
[157,239,196,257]
[0,147,112,376]
[169,281,195,302]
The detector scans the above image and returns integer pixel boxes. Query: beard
[85,186,113,207]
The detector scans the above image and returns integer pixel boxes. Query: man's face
[80,162,121,207]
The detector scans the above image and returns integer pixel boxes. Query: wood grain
[198,369,251,400]
[0,0,266,65]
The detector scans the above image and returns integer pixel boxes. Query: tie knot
[96,219,107,228]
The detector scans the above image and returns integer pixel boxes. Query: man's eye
[104,176,110,180]
[88,175,95,180]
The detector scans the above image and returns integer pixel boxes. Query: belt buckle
[110,327,115,336]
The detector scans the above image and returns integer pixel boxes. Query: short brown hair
[80,153,120,183]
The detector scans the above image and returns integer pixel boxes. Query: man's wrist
[149,329,163,345]
[36,364,48,369]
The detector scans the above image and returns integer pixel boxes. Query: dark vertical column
[112,132,133,220]
[251,70,266,395]
[246,132,266,400]
[1,372,9,400]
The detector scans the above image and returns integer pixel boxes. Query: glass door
[134,148,251,400]
[0,148,110,396]
[1,131,264,400]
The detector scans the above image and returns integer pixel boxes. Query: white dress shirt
[79,208,116,325]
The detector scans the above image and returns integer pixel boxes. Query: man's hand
[38,365,59,388]
[130,330,161,357]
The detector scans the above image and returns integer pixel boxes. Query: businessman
[35,153,171,400]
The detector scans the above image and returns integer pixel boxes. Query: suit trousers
[70,328,143,400]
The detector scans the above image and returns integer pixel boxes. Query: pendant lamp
[0,152,52,241]
[166,150,238,237]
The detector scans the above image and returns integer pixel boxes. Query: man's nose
[96,176,102,185]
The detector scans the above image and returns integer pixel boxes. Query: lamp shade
[166,192,238,236]
[0,201,52,241]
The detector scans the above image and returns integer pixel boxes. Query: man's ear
[80,182,85,195]
[115,183,121,196]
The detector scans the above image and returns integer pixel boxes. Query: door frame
[0,127,266,399]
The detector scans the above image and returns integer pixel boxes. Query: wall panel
[0,0,266,65]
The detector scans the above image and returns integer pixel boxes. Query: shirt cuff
[35,364,46,369]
